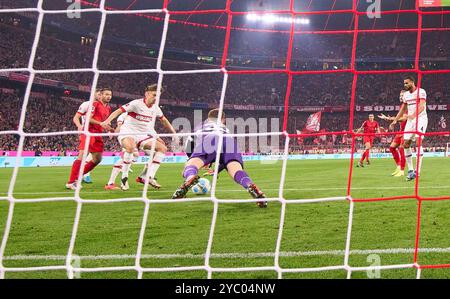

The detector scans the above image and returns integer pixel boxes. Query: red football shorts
[363,136,374,146]
[393,121,406,145]
[78,134,104,153]
[393,133,404,145]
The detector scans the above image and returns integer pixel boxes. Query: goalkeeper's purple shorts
[189,135,244,167]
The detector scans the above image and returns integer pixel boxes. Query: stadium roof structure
[33,0,449,33]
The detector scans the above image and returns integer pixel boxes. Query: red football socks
[68,160,98,183]
[398,147,406,170]
[68,159,82,183]
[389,147,400,166]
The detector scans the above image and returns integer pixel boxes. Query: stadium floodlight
[246,13,310,25]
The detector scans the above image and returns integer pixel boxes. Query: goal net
[0,0,449,280]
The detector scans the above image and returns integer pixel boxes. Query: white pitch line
[3,247,450,261]
[2,185,450,196]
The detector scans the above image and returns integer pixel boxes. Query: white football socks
[404,147,414,171]
[417,146,424,174]
[147,152,165,179]
[108,159,123,185]
[121,152,134,180]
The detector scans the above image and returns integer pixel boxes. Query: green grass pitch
[0,157,450,279]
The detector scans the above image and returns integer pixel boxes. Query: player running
[104,112,140,190]
[172,109,267,208]
[101,84,177,191]
[378,90,407,177]
[355,114,380,168]
[66,88,113,190]
[72,88,102,184]
[390,76,428,181]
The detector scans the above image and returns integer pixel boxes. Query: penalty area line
[4,247,450,261]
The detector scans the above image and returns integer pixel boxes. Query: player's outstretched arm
[355,124,364,134]
[101,108,123,130]
[378,113,392,121]
[73,113,83,131]
[379,113,407,123]
[115,122,122,133]
[397,114,407,122]
[159,116,180,147]
[390,103,407,130]
[159,116,177,134]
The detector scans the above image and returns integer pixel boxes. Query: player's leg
[398,145,406,174]
[415,118,428,177]
[172,157,206,199]
[136,164,148,184]
[225,161,267,208]
[221,136,267,207]
[135,138,159,186]
[119,137,137,190]
[67,134,98,188]
[394,137,406,177]
[403,138,415,180]
[416,144,424,175]
[83,153,93,184]
[358,144,366,167]
[138,139,167,189]
[67,149,85,189]
[83,150,102,175]
[358,138,369,167]
[365,141,372,165]
[105,156,123,190]
[404,118,427,181]
[184,158,205,180]
[74,136,104,181]
[358,139,370,167]
[67,150,101,189]
[403,119,417,180]
[389,140,402,176]
[129,149,139,173]
[226,161,252,188]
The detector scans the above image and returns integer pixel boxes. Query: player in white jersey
[101,84,178,191]
[72,89,102,184]
[104,112,140,190]
[390,76,428,181]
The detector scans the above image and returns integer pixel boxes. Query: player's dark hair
[208,109,225,120]
[404,76,416,84]
[101,87,113,94]
[95,88,102,92]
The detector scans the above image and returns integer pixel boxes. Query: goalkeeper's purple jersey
[189,120,243,166]
[195,120,229,134]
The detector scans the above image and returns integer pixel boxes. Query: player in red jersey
[378,90,408,177]
[66,88,114,190]
[355,114,380,167]
[72,88,102,184]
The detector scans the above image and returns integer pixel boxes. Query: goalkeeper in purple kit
[173,109,267,208]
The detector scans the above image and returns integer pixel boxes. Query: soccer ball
[191,178,211,195]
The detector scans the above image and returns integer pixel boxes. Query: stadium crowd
[1,87,448,153]
[0,10,448,154]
